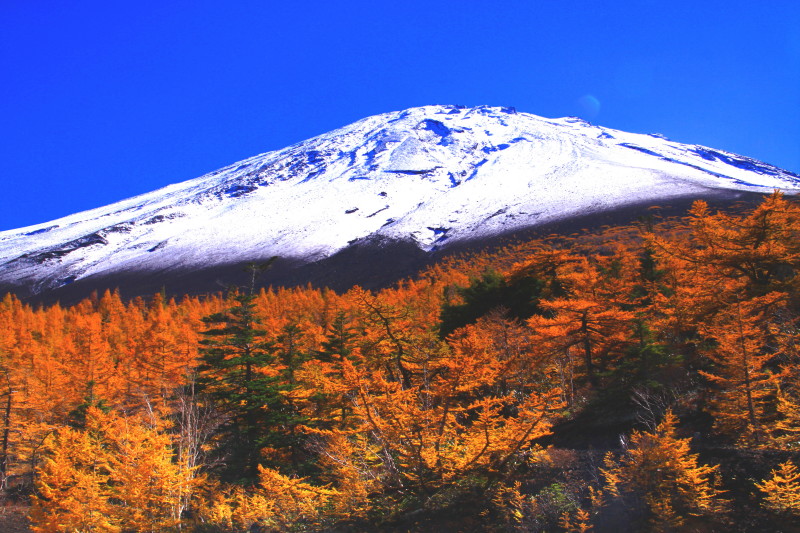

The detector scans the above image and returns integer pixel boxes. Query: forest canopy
[0,192,798,532]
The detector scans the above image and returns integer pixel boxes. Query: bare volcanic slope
[1,105,798,301]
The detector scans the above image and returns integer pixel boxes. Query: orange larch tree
[527,255,636,391]
[313,314,563,514]
[755,459,800,517]
[601,410,726,530]
[698,292,782,445]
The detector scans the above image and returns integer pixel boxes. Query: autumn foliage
[0,192,796,531]
[601,410,726,529]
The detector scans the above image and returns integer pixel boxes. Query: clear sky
[2,1,799,231]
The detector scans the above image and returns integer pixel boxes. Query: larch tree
[313,317,562,512]
[755,459,800,517]
[698,292,781,445]
[30,408,120,533]
[31,406,199,533]
[601,410,725,530]
[527,256,636,390]
[105,412,199,533]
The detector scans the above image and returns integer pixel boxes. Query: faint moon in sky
[576,94,601,119]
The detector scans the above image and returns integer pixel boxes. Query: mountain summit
[2,105,799,300]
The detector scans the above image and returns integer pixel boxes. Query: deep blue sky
[2,1,799,231]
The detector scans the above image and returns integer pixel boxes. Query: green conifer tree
[197,260,302,483]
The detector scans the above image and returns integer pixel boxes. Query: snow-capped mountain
[2,104,799,299]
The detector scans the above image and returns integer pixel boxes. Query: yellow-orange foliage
[30,419,120,533]
[527,254,636,390]
[197,465,337,531]
[4,193,800,528]
[774,387,800,448]
[30,407,199,533]
[755,460,800,516]
[559,507,592,533]
[698,293,782,445]
[649,193,800,447]
[106,414,199,532]
[601,410,725,529]
[313,316,562,509]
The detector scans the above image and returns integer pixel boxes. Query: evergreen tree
[440,269,544,337]
[197,260,302,482]
[317,311,357,363]
[198,290,292,482]
[67,381,110,430]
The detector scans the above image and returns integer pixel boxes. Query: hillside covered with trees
[0,193,799,531]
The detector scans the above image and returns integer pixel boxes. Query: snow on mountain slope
[1,104,799,296]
